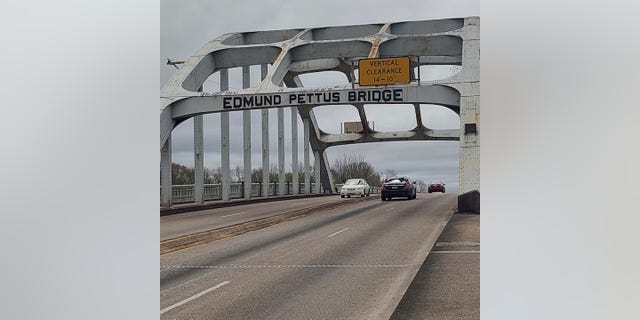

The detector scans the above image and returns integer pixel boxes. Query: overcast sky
[160,0,479,193]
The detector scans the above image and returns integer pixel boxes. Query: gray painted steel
[220,70,230,201]
[313,150,321,194]
[277,108,285,195]
[261,64,270,197]
[160,17,480,211]
[303,117,311,194]
[160,133,172,207]
[242,66,251,199]
[193,115,204,204]
[291,107,299,195]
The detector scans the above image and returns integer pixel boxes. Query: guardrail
[162,182,325,204]
[162,183,382,204]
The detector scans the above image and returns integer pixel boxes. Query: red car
[428,182,446,193]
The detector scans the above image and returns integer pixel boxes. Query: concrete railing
[162,182,325,204]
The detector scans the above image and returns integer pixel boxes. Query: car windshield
[344,179,360,185]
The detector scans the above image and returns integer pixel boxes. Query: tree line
[169,153,430,191]
[169,163,317,185]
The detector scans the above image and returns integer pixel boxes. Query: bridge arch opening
[289,40,371,62]
[182,46,281,92]
[312,105,361,134]
[221,29,303,45]
[363,104,417,132]
[389,18,464,35]
[300,24,383,41]
[378,36,462,59]
[201,64,272,94]
[420,104,461,129]
[416,65,462,82]
[296,70,350,88]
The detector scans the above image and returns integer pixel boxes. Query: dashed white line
[384,207,395,212]
[221,211,248,218]
[328,227,350,238]
[160,281,230,315]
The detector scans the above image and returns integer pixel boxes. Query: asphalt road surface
[161,196,373,241]
[160,193,457,319]
[391,213,480,319]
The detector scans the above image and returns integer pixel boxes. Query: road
[160,193,457,319]
[161,196,372,241]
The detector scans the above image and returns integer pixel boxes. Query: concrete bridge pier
[457,17,480,213]
[315,148,335,194]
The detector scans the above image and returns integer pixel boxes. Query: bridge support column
[291,108,299,195]
[313,151,321,194]
[459,95,480,213]
[319,150,335,193]
[193,115,204,204]
[160,135,172,207]
[278,108,285,195]
[220,69,231,201]
[261,64,270,198]
[303,118,311,194]
[458,19,480,213]
[242,66,252,199]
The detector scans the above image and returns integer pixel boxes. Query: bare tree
[231,164,244,182]
[205,167,221,184]
[331,153,381,186]
[170,163,194,185]
[380,169,398,182]
[415,179,428,193]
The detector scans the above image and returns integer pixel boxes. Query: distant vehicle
[381,177,417,201]
[340,178,370,198]
[428,182,446,193]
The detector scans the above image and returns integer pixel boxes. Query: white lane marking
[221,211,248,218]
[327,227,350,238]
[384,207,395,212]
[160,281,230,315]
[430,251,480,254]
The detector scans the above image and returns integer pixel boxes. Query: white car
[340,179,370,198]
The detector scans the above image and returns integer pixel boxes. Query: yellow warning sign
[358,57,410,86]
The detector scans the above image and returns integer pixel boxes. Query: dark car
[381,177,417,201]
[428,182,446,193]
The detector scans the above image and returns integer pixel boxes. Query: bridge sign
[358,57,410,86]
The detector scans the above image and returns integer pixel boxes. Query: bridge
[160,17,479,318]
[160,17,480,213]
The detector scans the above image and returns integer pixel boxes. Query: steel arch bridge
[160,17,480,212]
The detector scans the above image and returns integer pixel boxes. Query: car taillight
[402,183,409,190]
